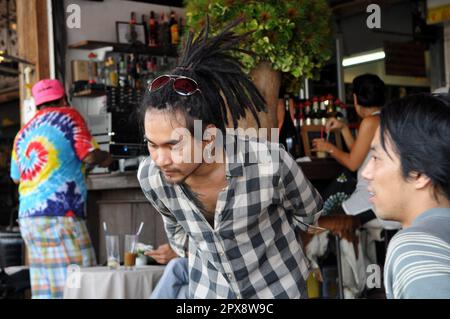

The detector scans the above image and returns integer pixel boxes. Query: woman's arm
[325,117,355,149]
[341,125,355,150]
[313,116,379,172]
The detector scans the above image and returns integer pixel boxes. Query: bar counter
[86,158,343,263]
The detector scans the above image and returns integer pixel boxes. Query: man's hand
[83,149,112,167]
[99,153,113,167]
[145,243,178,265]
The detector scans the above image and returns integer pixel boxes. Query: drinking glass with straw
[124,222,144,270]
[317,127,327,158]
[104,222,120,270]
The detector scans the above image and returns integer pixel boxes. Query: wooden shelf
[68,40,179,57]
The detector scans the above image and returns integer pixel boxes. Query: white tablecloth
[63,265,166,299]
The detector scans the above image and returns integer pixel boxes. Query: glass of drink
[105,235,120,270]
[316,150,327,158]
[124,234,138,270]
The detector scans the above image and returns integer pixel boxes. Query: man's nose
[362,157,374,181]
[154,148,173,167]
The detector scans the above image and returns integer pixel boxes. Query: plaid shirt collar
[138,133,323,299]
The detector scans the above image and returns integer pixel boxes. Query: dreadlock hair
[140,17,267,139]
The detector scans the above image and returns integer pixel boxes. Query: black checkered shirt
[138,134,323,298]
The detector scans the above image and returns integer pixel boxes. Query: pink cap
[32,79,65,106]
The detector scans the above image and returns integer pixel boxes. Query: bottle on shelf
[106,56,118,87]
[319,96,327,126]
[311,96,320,126]
[326,94,334,117]
[304,100,312,126]
[169,11,179,45]
[158,13,170,50]
[135,57,142,90]
[118,54,127,87]
[128,53,137,89]
[297,102,304,127]
[141,14,148,46]
[335,98,345,121]
[87,52,98,85]
[126,12,138,44]
[279,95,302,159]
[179,17,184,39]
[148,11,158,47]
[293,98,304,158]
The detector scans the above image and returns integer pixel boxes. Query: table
[63,265,166,299]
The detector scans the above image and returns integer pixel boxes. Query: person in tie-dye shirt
[10,79,112,298]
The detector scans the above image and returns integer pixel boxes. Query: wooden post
[16,0,50,269]
[16,0,50,126]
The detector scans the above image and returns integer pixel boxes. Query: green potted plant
[184,0,333,127]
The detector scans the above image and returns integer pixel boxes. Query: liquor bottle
[319,96,327,126]
[169,11,179,45]
[141,14,148,46]
[312,96,320,125]
[126,12,138,44]
[148,11,158,47]
[118,54,127,87]
[179,17,184,39]
[135,57,142,90]
[335,98,345,121]
[279,95,301,158]
[304,100,312,126]
[128,53,137,89]
[326,94,335,117]
[293,98,304,158]
[158,13,170,50]
[298,102,304,127]
[107,56,118,87]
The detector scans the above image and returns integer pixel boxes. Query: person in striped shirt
[362,93,450,298]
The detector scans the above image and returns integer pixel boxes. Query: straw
[136,222,144,236]
[130,222,144,253]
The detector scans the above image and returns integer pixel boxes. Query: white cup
[119,159,125,173]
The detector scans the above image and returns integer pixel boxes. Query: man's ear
[203,125,218,142]
[411,172,432,190]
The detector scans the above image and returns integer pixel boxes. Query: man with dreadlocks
[137,19,323,299]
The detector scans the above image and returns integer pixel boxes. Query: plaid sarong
[19,217,96,299]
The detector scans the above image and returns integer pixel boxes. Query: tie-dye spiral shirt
[10,107,98,219]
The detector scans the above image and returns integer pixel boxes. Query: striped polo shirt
[384,207,450,299]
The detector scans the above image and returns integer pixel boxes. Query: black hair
[37,95,67,110]
[380,93,450,201]
[352,73,385,107]
[140,18,267,138]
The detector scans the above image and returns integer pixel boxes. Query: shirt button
[219,252,224,257]
[236,294,241,299]
[227,273,232,279]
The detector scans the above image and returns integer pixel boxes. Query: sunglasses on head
[148,75,201,96]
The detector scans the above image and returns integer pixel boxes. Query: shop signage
[427,4,450,24]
